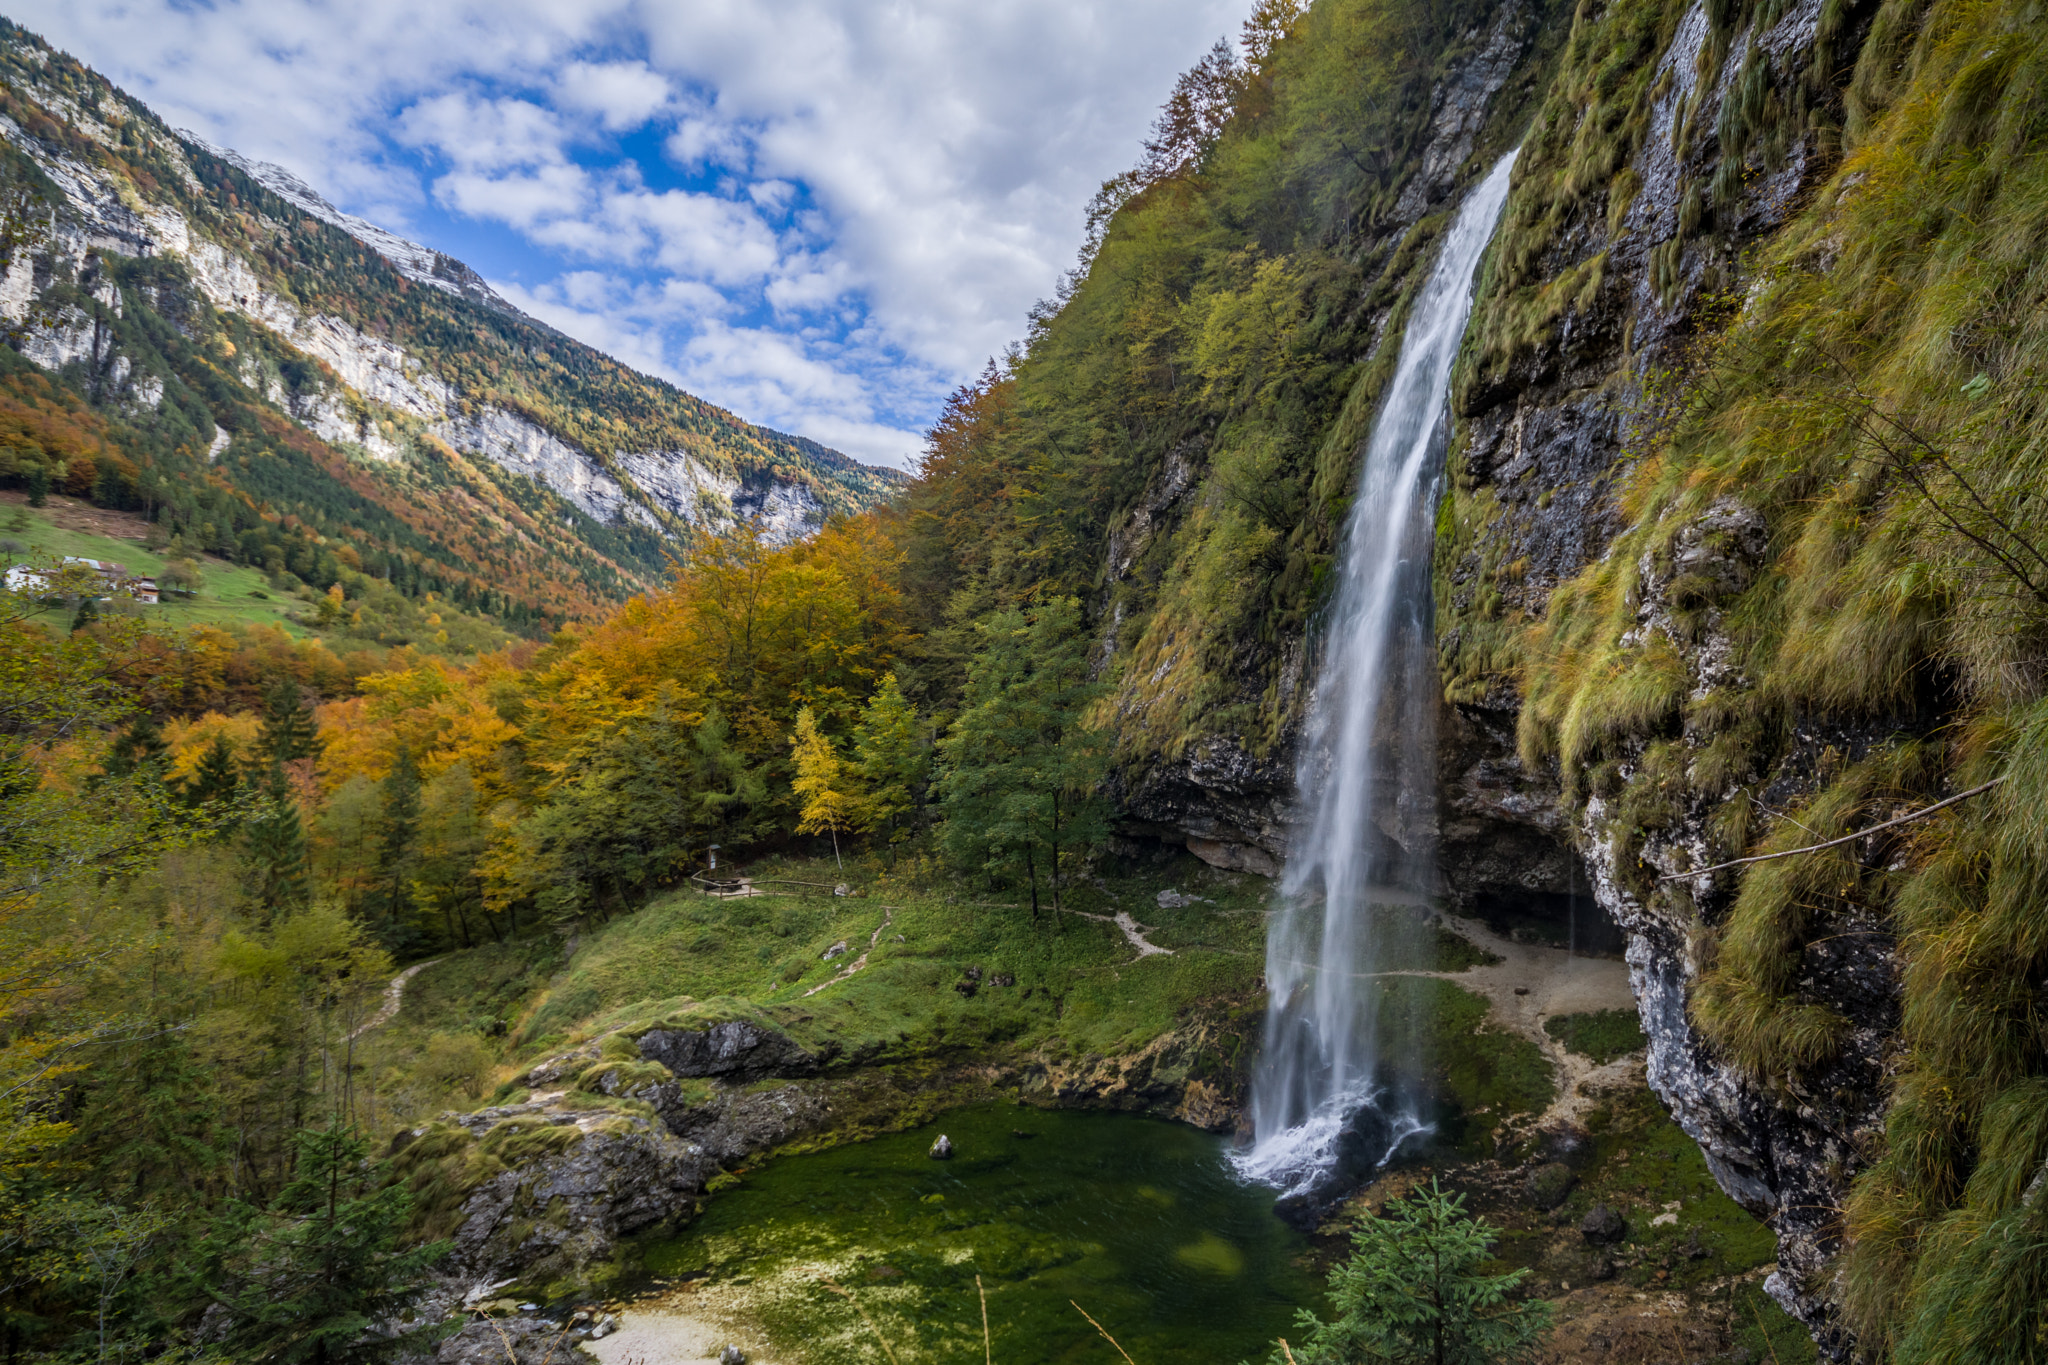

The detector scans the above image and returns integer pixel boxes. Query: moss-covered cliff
[1436,0,2048,1353]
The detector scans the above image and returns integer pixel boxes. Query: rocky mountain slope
[0,19,900,624]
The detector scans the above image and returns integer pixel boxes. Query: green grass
[2,502,315,635]
[520,850,1270,1068]
[1544,1009,1649,1065]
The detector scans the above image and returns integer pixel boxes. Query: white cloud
[555,59,672,131]
[15,0,1247,465]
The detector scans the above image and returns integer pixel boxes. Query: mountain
[0,17,902,627]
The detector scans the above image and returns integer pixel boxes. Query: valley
[4,0,2047,1358]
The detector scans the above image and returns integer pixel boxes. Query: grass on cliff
[1477,0,2048,1351]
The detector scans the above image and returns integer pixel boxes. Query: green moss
[1544,1009,1649,1064]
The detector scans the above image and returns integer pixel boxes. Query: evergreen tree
[103,713,170,781]
[1269,1180,1552,1365]
[183,733,241,808]
[245,762,310,919]
[851,673,926,850]
[936,598,1111,917]
[69,594,98,633]
[259,677,319,765]
[369,748,422,950]
[197,1124,450,1365]
[789,706,849,869]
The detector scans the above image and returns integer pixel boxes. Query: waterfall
[1236,151,1518,1195]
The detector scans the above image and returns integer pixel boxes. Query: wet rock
[636,1019,819,1082]
[1581,1203,1627,1244]
[929,1134,954,1160]
[449,1116,710,1284]
[1536,1122,1596,1170]
[1527,1161,1577,1210]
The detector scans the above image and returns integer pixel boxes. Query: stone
[953,978,979,998]
[821,940,850,960]
[1527,1161,1576,1210]
[1580,1203,1627,1244]
[1589,1256,1616,1281]
[636,1020,819,1082]
[720,1348,748,1365]
[929,1134,953,1160]
[1535,1122,1595,1170]
[990,973,1016,987]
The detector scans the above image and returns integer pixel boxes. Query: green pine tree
[370,748,422,950]
[260,677,319,765]
[103,713,171,781]
[1268,1179,1552,1365]
[851,673,927,850]
[244,762,310,919]
[183,733,241,808]
[70,594,98,633]
[936,598,1110,918]
[198,1124,451,1364]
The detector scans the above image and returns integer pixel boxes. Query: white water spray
[1236,152,1518,1195]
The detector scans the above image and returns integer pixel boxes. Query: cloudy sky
[18,0,1246,467]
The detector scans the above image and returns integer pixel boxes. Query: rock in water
[720,1347,747,1365]
[1580,1203,1626,1244]
[929,1134,953,1160]
[1527,1161,1576,1210]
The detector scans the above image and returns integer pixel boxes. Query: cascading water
[1236,151,1518,1196]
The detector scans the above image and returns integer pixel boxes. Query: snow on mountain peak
[181,133,522,318]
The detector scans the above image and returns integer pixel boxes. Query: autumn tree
[790,705,850,869]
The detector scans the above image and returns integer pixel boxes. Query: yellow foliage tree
[789,706,850,870]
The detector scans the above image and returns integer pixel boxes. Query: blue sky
[19,0,1245,467]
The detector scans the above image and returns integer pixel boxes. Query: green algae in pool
[643,1104,1325,1363]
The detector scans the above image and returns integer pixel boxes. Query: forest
[5,0,2048,1355]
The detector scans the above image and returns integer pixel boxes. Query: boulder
[1527,1161,1576,1210]
[1580,1203,1626,1244]
[929,1134,954,1160]
[635,1019,819,1082]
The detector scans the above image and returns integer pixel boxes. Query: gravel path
[347,959,439,1041]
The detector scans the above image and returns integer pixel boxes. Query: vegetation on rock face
[891,0,1553,762]
[1478,0,2048,1349]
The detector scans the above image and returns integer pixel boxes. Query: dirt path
[1062,907,1175,958]
[347,959,439,1041]
[802,908,895,998]
[1382,915,1638,1124]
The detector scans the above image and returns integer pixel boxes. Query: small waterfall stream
[1236,152,1518,1195]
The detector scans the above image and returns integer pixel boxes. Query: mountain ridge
[0,16,902,628]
